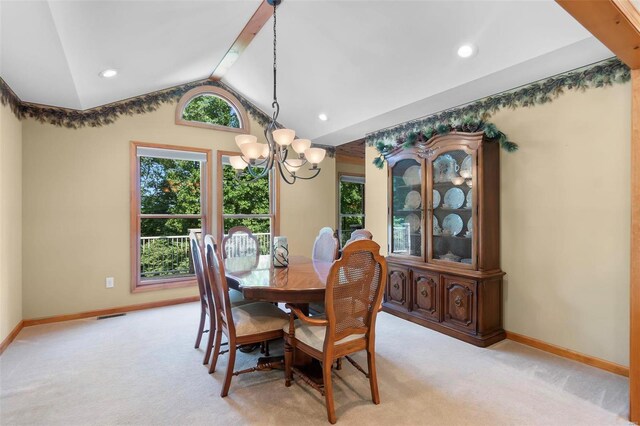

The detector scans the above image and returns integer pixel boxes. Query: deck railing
[140,232,271,278]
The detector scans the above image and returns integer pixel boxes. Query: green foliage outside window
[339,180,365,246]
[182,95,240,128]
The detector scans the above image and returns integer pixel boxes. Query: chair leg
[221,344,237,397]
[336,357,342,370]
[323,359,337,424]
[367,349,380,405]
[209,328,223,374]
[284,339,293,387]
[264,340,270,357]
[194,307,206,349]
[202,315,215,365]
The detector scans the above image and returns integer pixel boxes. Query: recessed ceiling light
[457,44,476,58]
[318,113,328,121]
[100,69,118,78]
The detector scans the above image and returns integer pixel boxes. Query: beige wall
[336,160,365,176]
[365,83,631,366]
[0,103,23,342]
[21,101,336,319]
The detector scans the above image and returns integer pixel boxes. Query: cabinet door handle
[454,296,463,307]
[421,287,428,297]
[393,283,400,290]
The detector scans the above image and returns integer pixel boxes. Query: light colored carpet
[0,303,630,425]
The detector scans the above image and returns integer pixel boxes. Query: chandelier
[228,0,326,185]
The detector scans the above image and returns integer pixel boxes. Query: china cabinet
[383,132,505,347]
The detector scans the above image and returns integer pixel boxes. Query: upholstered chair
[312,227,339,263]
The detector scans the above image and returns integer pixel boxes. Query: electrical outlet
[105,277,115,288]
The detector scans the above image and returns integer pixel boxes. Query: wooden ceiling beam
[556,0,640,69]
[210,1,276,81]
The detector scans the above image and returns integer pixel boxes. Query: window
[175,86,249,133]
[338,174,365,246]
[218,151,278,255]
[131,142,211,292]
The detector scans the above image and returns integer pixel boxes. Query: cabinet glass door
[430,149,474,267]
[390,158,423,258]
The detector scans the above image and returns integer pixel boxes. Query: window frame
[130,141,212,293]
[337,172,366,246]
[175,86,250,133]
[217,150,280,254]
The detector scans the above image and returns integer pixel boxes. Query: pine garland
[369,57,630,168]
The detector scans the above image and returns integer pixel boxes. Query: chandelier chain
[272,2,277,105]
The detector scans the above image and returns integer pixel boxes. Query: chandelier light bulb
[273,128,295,146]
[284,159,305,174]
[291,139,311,155]
[235,134,257,148]
[240,142,264,160]
[304,147,326,165]
[229,156,248,170]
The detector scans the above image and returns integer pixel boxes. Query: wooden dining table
[223,254,332,378]
[224,254,332,306]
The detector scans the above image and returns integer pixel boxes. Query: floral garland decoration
[369,57,630,168]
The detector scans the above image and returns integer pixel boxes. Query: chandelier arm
[290,167,322,181]
[276,161,297,185]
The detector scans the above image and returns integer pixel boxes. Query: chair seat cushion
[232,302,288,337]
[283,319,365,352]
[229,289,252,306]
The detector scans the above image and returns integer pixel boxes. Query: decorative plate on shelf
[444,187,465,209]
[460,155,473,178]
[404,190,422,209]
[461,258,472,264]
[405,213,421,233]
[466,190,472,209]
[467,217,473,233]
[433,216,441,235]
[433,190,441,209]
[442,214,463,236]
[403,165,421,186]
[433,154,459,183]
[439,251,461,262]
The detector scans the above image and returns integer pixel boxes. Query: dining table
[224,254,332,307]
[223,254,332,379]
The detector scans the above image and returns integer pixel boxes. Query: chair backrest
[312,227,339,263]
[323,240,387,346]
[345,229,373,245]
[204,234,236,337]
[221,226,261,261]
[189,231,209,310]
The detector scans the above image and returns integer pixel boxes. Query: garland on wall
[369,57,631,168]
[0,77,336,157]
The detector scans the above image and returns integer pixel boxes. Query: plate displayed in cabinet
[461,258,472,264]
[404,190,422,209]
[466,190,472,209]
[403,165,421,186]
[467,217,473,233]
[405,213,421,233]
[433,215,441,235]
[433,154,459,183]
[460,155,473,179]
[433,190,441,208]
[443,187,465,209]
[442,214,463,236]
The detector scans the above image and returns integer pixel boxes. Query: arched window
[175,86,249,133]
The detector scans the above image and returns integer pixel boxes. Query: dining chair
[283,239,388,424]
[190,232,250,366]
[312,227,339,263]
[345,229,373,245]
[221,226,261,260]
[203,234,289,397]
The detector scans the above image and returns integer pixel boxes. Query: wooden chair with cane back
[189,232,249,366]
[283,239,388,424]
[203,235,289,397]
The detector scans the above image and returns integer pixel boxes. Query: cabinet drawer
[410,270,440,322]
[385,265,409,310]
[442,275,476,334]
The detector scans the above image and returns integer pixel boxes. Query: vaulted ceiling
[0,1,612,146]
